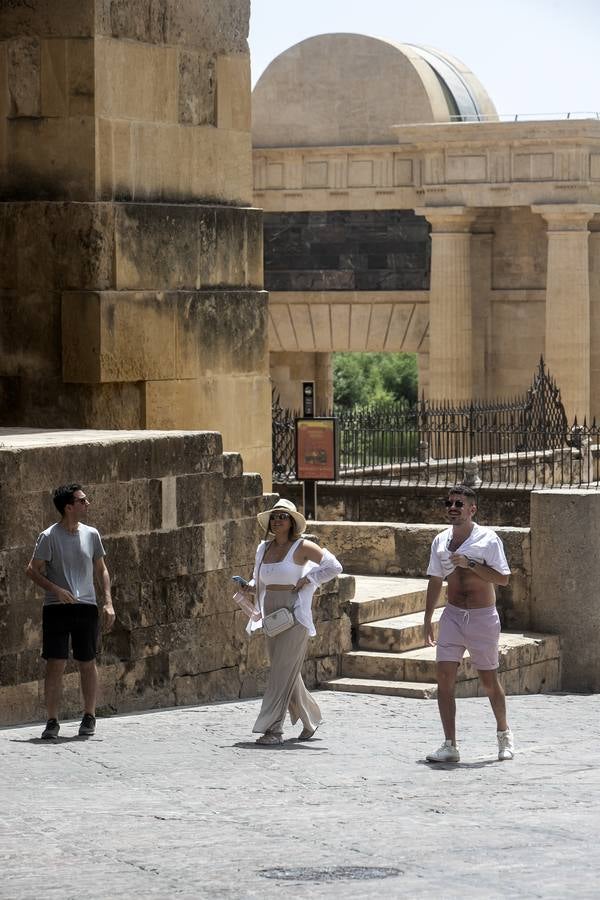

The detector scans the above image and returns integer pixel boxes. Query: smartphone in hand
[232,576,249,587]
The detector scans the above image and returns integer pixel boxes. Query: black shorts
[42,603,99,662]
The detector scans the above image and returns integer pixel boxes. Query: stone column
[470,216,495,399]
[530,489,600,691]
[416,207,475,401]
[589,227,600,420]
[532,204,600,423]
[315,352,333,413]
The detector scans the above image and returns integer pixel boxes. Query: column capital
[531,204,600,232]
[414,206,475,233]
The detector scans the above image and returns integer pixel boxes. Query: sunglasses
[444,499,465,509]
[73,497,89,505]
[270,513,291,521]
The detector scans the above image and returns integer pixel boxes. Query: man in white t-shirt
[423,484,514,763]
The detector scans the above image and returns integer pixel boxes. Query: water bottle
[233,591,261,621]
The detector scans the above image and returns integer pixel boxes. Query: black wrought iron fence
[272,359,600,490]
[272,391,296,483]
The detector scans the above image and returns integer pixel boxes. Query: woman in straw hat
[241,499,342,745]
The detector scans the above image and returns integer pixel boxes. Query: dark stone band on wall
[264,209,431,292]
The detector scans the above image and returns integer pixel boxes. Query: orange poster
[295,418,337,480]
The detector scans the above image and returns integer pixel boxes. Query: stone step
[399,632,560,683]
[349,575,446,625]
[358,607,444,653]
[321,677,438,699]
[323,631,561,698]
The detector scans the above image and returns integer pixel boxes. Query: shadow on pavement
[418,758,501,769]
[11,735,100,745]
[232,739,327,751]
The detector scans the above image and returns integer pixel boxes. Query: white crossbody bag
[257,542,297,637]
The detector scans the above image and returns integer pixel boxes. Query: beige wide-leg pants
[252,590,322,736]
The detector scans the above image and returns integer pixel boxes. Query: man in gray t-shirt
[34,523,106,606]
[26,483,115,739]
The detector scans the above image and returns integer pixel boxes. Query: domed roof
[252,33,497,148]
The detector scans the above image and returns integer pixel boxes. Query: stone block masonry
[0,0,252,204]
[530,489,600,691]
[0,0,271,486]
[0,428,352,726]
[264,210,430,292]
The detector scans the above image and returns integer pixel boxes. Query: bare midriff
[446,568,496,610]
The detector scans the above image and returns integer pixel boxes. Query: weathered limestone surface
[530,489,600,691]
[0,201,263,292]
[277,482,531,528]
[0,0,252,203]
[62,290,267,383]
[0,429,352,726]
[0,0,270,486]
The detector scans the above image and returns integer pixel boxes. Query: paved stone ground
[2,691,599,899]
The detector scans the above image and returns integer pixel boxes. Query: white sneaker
[426,739,460,763]
[497,729,515,760]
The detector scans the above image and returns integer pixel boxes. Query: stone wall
[264,210,430,292]
[309,521,531,631]
[0,428,352,726]
[0,0,252,204]
[0,0,272,486]
[530,490,600,691]
[276,482,532,528]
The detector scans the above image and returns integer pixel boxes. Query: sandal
[298,725,319,741]
[255,732,283,745]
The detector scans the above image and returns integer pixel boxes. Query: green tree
[379,353,418,404]
[333,352,418,409]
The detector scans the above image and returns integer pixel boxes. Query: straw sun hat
[256,498,307,538]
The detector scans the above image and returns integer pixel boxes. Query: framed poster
[295,417,338,481]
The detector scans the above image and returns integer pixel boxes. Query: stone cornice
[392,119,600,149]
[254,120,600,156]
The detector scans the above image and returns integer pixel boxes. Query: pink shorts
[436,604,501,671]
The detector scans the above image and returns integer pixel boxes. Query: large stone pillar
[588,226,600,420]
[0,1,271,485]
[532,204,600,423]
[530,489,600,691]
[416,207,475,401]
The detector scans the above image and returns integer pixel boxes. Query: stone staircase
[322,575,561,698]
